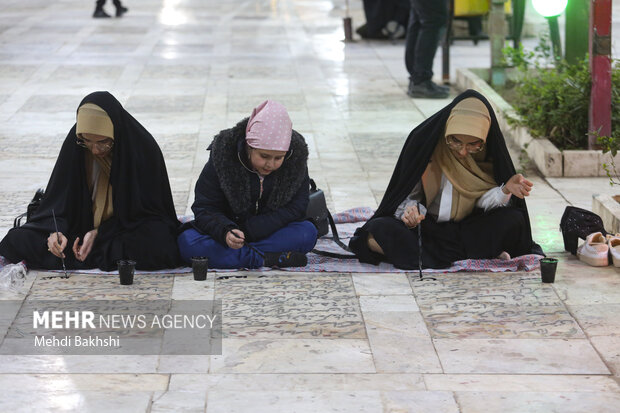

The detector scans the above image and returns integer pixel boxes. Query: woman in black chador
[0,91,180,271]
[349,90,543,269]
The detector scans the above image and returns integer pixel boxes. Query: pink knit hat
[245,100,292,151]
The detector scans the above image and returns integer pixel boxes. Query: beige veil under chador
[77,103,114,229]
[428,97,497,222]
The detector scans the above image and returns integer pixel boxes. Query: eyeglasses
[445,135,485,153]
[76,137,114,152]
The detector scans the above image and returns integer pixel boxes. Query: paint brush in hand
[51,209,69,279]
[230,230,264,258]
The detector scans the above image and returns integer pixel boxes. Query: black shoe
[116,6,128,17]
[407,80,449,99]
[263,251,308,268]
[93,9,111,18]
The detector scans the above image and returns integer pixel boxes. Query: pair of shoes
[407,80,449,99]
[93,8,111,18]
[263,251,308,268]
[577,232,612,267]
[116,6,128,17]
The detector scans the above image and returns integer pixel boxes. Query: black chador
[0,92,181,271]
[349,90,543,269]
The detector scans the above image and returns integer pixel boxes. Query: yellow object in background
[454,0,512,17]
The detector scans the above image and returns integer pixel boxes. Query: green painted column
[490,0,507,86]
[565,0,589,64]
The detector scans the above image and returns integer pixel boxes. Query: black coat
[349,89,543,262]
[0,91,181,270]
[188,118,310,245]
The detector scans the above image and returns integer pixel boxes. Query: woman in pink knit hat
[178,100,317,269]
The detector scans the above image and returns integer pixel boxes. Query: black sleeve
[244,174,310,241]
[191,161,238,246]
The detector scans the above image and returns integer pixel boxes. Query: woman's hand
[503,174,533,199]
[47,232,68,259]
[226,229,245,249]
[402,205,425,229]
[72,229,98,262]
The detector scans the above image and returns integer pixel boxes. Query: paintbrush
[413,201,435,282]
[229,230,264,258]
[51,209,69,279]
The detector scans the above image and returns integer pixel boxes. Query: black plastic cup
[192,256,208,281]
[540,257,558,283]
[117,260,136,285]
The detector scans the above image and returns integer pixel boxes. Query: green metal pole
[547,15,563,62]
[489,0,507,86]
[511,0,526,48]
[565,0,589,64]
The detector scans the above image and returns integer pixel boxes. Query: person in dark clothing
[0,91,181,271]
[349,90,543,270]
[178,100,317,269]
[93,0,128,18]
[357,0,410,40]
[405,0,450,98]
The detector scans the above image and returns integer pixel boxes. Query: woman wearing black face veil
[0,91,181,271]
[349,90,543,270]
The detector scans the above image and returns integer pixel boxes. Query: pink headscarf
[245,100,292,151]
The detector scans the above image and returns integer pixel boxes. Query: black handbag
[13,188,45,228]
[560,206,607,255]
[306,179,329,237]
[305,179,356,258]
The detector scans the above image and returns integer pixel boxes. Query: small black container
[343,17,353,41]
[540,258,558,283]
[192,256,209,281]
[117,260,136,285]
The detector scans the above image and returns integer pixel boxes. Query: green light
[532,0,568,17]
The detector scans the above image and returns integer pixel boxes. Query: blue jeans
[177,221,318,269]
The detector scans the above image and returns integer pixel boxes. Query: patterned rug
[0,208,542,275]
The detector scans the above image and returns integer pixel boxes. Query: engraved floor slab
[215,273,365,339]
[411,272,585,339]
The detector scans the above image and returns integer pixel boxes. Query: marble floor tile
[0,355,159,373]
[206,390,383,413]
[424,374,619,392]
[151,391,207,413]
[363,311,431,339]
[169,373,425,393]
[124,95,206,113]
[367,332,442,373]
[215,274,365,339]
[0,390,153,413]
[568,304,620,337]
[553,267,620,305]
[0,373,169,392]
[456,391,620,413]
[590,336,620,376]
[157,355,210,374]
[381,391,460,413]
[359,295,419,312]
[26,273,174,301]
[352,274,412,296]
[210,339,375,373]
[434,338,610,374]
[411,271,584,338]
